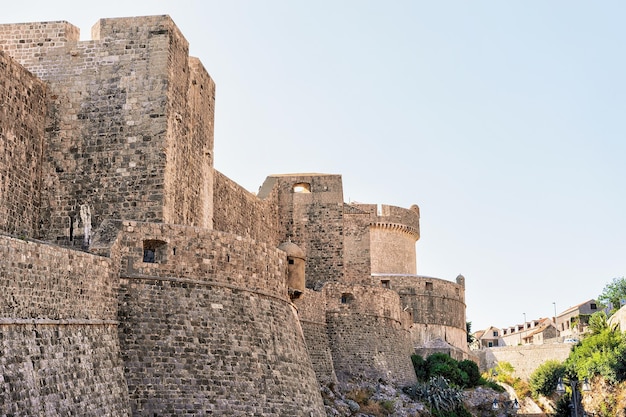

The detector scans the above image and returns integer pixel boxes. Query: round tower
[369,204,420,275]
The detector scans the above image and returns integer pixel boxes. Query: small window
[488,341,493,348]
[590,303,597,310]
[293,182,311,193]
[340,293,355,304]
[425,282,433,290]
[493,331,498,337]
[288,258,295,265]
[381,280,390,289]
[143,239,167,263]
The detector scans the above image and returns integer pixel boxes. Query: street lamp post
[553,302,557,325]
[492,398,520,416]
[556,377,591,417]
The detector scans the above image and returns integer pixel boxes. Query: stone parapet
[0,235,117,320]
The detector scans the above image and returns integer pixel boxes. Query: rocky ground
[320,380,523,417]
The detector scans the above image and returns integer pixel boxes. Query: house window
[590,303,597,310]
[488,342,493,347]
[143,239,167,263]
[493,331,498,337]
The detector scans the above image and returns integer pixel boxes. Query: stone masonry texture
[0,234,130,416]
[0,14,469,416]
[0,51,47,238]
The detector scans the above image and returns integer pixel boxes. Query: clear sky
[2,1,624,331]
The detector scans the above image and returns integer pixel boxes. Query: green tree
[588,311,609,335]
[598,277,626,316]
[564,327,626,383]
[466,321,476,344]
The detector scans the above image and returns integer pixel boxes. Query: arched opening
[340,293,355,304]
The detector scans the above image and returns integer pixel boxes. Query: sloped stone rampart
[110,221,326,416]
[294,288,338,385]
[0,235,130,416]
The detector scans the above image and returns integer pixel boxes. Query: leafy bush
[458,359,481,387]
[427,353,469,387]
[412,353,487,389]
[589,311,609,334]
[411,354,428,380]
[552,394,573,417]
[529,360,565,397]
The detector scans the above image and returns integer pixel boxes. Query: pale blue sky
[2,1,624,331]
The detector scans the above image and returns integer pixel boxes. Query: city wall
[213,170,280,246]
[0,51,47,238]
[0,14,472,415]
[324,283,417,386]
[477,343,573,380]
[294,288,338,385]
[100,221,325,416]
[342,205,374,285]
[0,234,130,416]
[382,274,467,351]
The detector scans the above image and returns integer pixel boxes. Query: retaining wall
[477,343,573,380]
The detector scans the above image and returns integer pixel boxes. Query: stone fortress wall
[93,220,323,416]
[0,51,47,237]
[0,234,130,415]
[385,274,467,354]
[0,17,216,245]
[0,15,468,416]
